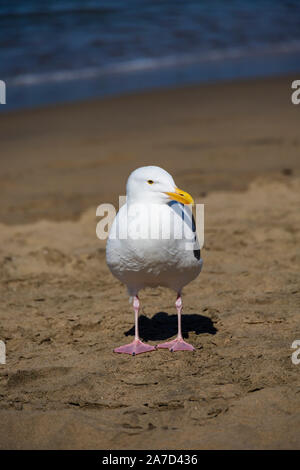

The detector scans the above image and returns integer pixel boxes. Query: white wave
[9,40,300,87]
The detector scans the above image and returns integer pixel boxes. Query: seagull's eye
[147,180,154,185]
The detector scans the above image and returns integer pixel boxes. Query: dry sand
[0,75,299,449]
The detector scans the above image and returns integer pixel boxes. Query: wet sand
[0,75,300,449]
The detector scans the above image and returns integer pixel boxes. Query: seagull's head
[126,166,194,205]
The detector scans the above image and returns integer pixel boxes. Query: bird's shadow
[125,312,217,342]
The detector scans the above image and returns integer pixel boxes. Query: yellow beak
[165,187,194,205]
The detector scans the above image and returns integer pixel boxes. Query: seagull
[106,166,203,355]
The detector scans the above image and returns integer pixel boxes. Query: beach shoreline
[1,74,299,225]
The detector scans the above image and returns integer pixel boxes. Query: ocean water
[1,0,300,109]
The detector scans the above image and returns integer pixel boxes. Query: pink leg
[157,294,195,352]
[114,296,156,356]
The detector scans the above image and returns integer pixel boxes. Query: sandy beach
[0,74,300,449]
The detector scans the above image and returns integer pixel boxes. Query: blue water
[1,0,300,109]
